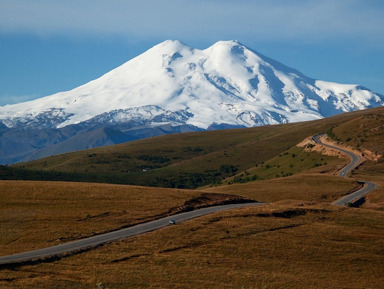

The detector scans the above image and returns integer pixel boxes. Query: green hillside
[4,107,384,188]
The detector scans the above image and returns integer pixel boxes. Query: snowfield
[0,40,383,130]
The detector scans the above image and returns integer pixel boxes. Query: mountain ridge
[1,40,383,129]
[0,40,383,164]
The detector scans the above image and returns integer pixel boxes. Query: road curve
[332,181,377,206]
[0,134,377,267]
[312,133,377,206]
[0,202,263,267]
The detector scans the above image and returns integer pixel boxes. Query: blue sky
[0,0,383,106]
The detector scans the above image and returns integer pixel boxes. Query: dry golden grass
[0,173,359,257]
[360,179,384,210]
[0,180,203,255]
[205,173,360,203]
[1,203,384,288]
[332,109,384,156]
[0,164,382,288]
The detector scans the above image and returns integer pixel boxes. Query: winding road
[0,133,378,267]
[312,134,377,206]
[0,202,263,267]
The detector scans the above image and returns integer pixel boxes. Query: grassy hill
[1,107,384,288]
[1,179,383,288]
[5,107,384,189]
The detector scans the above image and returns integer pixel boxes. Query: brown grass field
[0,181,204,256]
[1,200,384,288]
[1,171,384,288]
[206,174,362,203]
[1,107,384,288]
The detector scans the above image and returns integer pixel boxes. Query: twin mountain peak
[1,39,383,130]
[0,40,383,163]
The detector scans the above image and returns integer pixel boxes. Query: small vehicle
[168,219,176,225]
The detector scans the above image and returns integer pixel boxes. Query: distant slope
[28,127,134,161]
[0,123,202,164]
[0,127,67,165]
[8,107,384,188]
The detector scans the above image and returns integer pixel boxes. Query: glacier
[0,40,383,164]
[1,40,383,130]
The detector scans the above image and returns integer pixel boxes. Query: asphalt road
[332,181,377,206]
[312,133,377,206]
[0,134,378,266]
[0,202,263,267]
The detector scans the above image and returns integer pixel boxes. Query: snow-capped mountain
[1,40,383,130]
[0,40,383,164]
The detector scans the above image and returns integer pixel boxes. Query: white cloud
[0,94,42,106]
[0,0,383,46]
